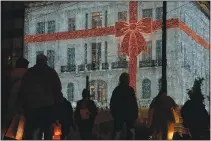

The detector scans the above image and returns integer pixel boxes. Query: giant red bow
[115,18,152,92]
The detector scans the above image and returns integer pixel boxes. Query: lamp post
[162,1,167,93]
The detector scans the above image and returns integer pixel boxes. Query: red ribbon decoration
[115,1,152,93]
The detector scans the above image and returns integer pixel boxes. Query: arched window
[90,80,107,104]
[142,79,151,99]
[67,83,74,101]
[158,78,162,91]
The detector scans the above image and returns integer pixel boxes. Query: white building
[24,1,210,108]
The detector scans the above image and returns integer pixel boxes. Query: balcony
[86,63,100,71]
[111,61,128,69]
[139,60,162,68]
[78,64,85,72]
[102,62,109,70]
[138,99,152,108]
[154,60,162,66]
[61,65,76,72]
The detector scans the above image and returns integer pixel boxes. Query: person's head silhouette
[119,72,129,86]
[16,58,29,69]
[36,54,47,65]
[82,89,90,100]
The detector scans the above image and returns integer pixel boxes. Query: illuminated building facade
[24,1,210,108]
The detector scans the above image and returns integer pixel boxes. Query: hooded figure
[110,72,138,140]
[75,89,98,140]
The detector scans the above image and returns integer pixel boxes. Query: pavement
[66,111,151,140]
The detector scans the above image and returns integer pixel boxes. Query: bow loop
[115,18,152,56]
[115,21,129,37]
[136,18,152,33]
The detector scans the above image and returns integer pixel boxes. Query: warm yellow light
[53,120,62,137]
[90,85,95,89]
[167,122,175,140]
[15,116,25,140]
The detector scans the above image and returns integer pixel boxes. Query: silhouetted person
[52,97,76,139]
[110,72,138,140]
[6,58,29,123]
[149,91,177,140]
[75,89,97,140]
[181,79,209,140]
[19,54,63,139]
[2,59,13,130]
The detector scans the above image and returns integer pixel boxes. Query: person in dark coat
[148,91,177,140]
[19,54,63,139]
[110,72,138,140]
[1,62,13,130]
[6,58,29,123]
[52,97,76,140]
[181,78,210,140]
[74,89,98,140]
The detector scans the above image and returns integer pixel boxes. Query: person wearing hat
[19,54,63,139]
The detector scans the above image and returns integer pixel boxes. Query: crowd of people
[2,54,210,140]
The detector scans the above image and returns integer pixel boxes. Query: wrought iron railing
[86,63,100,71]
[111,61,128,69]
[154,59,162,66]
[61,65,76,72]
[139,60,162,68]
[102,62,109,70]
[78,64,85,71]
[138,99,152,108]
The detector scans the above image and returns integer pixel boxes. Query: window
[84,43,87,64]
[142,41,152,61]
[68,18,76,32]
[92,12,102,29]
[67,48,75,66]
[105,41,108,63]
[158,78,162,91]
[67,83,74,101]
[47,21,55,33]
[85,13,88,29]
[184,46,188,66]
[36,51,44,56]
[90,80,107,104]
[47,50,55,68]
[156,7,163,20]
[118,43,127,61]
[118,11,127,21]
[156,40,162,60]
[181,13,186,24]
[142,79,151,99]
[36,22,45,34]
[183,46,190,70]
[92,43,101,64]
[105,11,108,27]
[143,9,153,18]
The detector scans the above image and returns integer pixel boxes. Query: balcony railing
[102,62,109,70]
[86,63,100,71]
[78,64,85,71]
[139,60,162,68]
[111,61,128,69]
[138,99,152,108]
[61,65,76,72]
